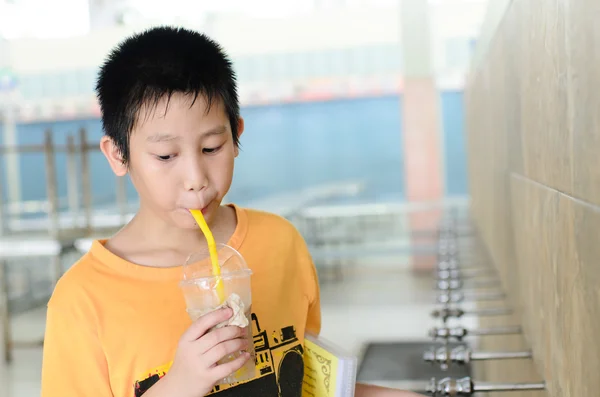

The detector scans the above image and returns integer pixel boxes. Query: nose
[183,157,208,192]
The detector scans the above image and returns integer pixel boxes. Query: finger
[203,338,249,368]
[210,352,252,381]
[182,308,232,342]
[197,326,246,355]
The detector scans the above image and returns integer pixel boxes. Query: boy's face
[102,93,243,229]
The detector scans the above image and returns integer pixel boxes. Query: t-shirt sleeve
[41,287,113,397]
[305,258,322,335]
[301,239,322,336]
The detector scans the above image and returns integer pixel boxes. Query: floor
[0,264,479,396]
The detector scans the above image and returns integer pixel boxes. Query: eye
[155,154,176,162]
[203,145,223,155]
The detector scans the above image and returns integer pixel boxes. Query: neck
[128,205,232,252]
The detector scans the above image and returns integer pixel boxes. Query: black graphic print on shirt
[134,313,304,397]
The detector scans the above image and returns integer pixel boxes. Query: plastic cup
[179,243,256,385]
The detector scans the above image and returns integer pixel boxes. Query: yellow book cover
[302,333,358,397]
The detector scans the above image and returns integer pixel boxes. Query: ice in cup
[180,243,256,385]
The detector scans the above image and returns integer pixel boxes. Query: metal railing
[291,200,470,282]
[0,239,82,362]
[0,128,129,237]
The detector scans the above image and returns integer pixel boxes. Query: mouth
[184,204,210,215]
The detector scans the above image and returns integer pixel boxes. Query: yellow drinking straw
[189,209,225,303]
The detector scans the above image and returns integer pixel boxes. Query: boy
[41,26,423,397]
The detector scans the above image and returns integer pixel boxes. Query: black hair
[95,26,240,163]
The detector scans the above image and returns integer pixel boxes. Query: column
[400,0,443,272]
[0,39,21,209]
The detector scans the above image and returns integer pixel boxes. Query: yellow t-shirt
[41,205,321,397]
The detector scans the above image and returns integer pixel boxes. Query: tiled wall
[466,0,600,396]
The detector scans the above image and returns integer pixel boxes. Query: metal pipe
[436,291,505,304]
[436,278,500,291]
[469,326,522,337]
[436,279,462,290]
[51,249,65,289]
[461,290,506,300]
[428,326,522,341]
[464,278,501,288]
[0,163,4,236]
[425,346,533,367]
[437,268,494,280]
[431,307,512,322]
[44,129,59,237]
[0,259,11,363]
[470,350,532,361]
[438,260,493,272]
[467,307,512,316]
[427,377,545,395]
[475,382,546,392]
[2,95,22,206]
[79,128,92,235]
[437,259,460,271]
[116,176,128,224]
[66,134,80,226]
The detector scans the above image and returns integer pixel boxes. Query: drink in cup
[180,243,256,385]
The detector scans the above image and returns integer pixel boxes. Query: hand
[149,308,251,397]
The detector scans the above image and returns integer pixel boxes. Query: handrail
[0,127,126,237]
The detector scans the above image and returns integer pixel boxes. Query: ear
[234,117,244,157]
[100,136,128,177]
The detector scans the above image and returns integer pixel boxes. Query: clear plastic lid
[180,243,252,282]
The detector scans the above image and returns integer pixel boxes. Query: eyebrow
[146,133,180,143]
[146,125,227,143]
[201,125,227,137]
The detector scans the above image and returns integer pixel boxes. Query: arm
[41,293,113,397]
[355,383,426,397]
[295,227,322,335]
[305,255,322,335]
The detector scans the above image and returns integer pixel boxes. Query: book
[302,333,358,397]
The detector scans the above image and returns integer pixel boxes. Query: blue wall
[1,93,468,209]
[234,95,405,203]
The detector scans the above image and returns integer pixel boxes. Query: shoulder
[243,207,298,229]
[235,206,320,302]
[242,207,305,244]
[47,250,100,312]
[240,207,317,275]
